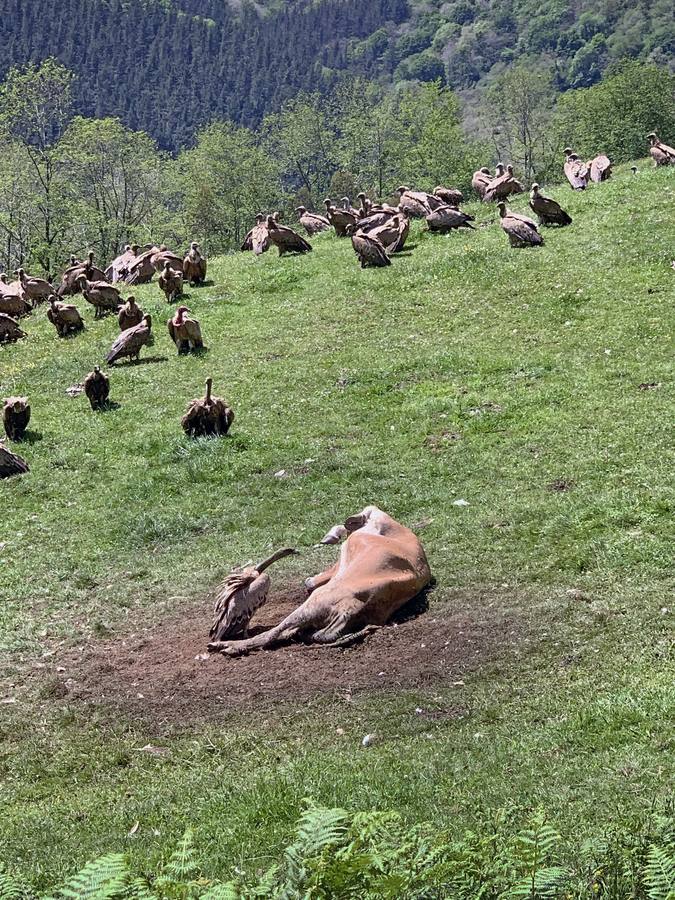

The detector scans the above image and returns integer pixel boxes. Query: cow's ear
[344,512,367,533]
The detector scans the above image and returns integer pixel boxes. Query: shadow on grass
[96,400,122,412]
[391,578,437,625]
[114,355,168,367]
[15,430,43,444]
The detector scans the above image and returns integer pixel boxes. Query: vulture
[158,261,183,303]
[529,184,572,227]
[57,251,106,296]
[106,245,138,283]
[14,268,55,305]
[434,185,464,206]
[183,242,207,285]
[348,228,391,268]
[484,165,525,202]
[266,216,312,255]
[368,214,409,253]
[0,441,29,479]
[563,149,589,190]
[356,209,396,234]
[210,548,298,642]
[472,167,493,200]
[3,396,30,441]
[47,298,85,336]
[296,206,331,236]
[356,192,372,217]
[123,245,159,285]
[647,132,675,167]
[106,314,152,364]
[181,377,234,437]
[588,155,612,183]
[241,215,270,255]
[426,205,475,233]
[323,199,358,236]
[497,203,543,248]
[77,275,123,318]
[0,278,31,318]
[0,313,26,343]
[396,186,443,218]
[152,246,183,274]
[83,366,110,410]
[167,305,204,353]
[340,197,361,218]
[118,295,143,331]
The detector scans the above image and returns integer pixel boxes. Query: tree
[262,94,338,206]
[482,65,557,182]
[57,117,168,261]
[177,122,281,252]
[554,61,675,163]
[0,59,74,274]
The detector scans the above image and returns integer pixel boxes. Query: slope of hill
[0,0,672,150]
[1,165,673,889]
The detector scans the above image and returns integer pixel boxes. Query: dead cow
[208,505,431,656]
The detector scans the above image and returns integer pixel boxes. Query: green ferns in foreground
[2,806,673,899]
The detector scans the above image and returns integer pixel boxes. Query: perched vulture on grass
[106,314,152,364]
[118,295,143,331]
[348,227,391,268]
[426,205,475,233]
[106,245,138,283]
[472,167,493,200]
[0,313,26,343]
[354,209,395,234]
[296,206,331,236]
[588,155,612,183]
[14,268,55,305]
[497,203,543,248]
[181,377,234,437]
[0,441,28,478]
[183,242,207,285]
[210,548,298,642]
[396,186,443,217]
[57,251,106,296]
[647,132,675,166]
[152,246,183,274]
[167,305,204,353]
[47,298,85,336]
[434,185,464,206]
[241,214,270,255]
[529,184,572,227]
[368,214,409,253]
[0,280,31,318]
[83,366,110,410]
[124,245,159,285]
[323,199,358,236]
[484,165,525,203]
[3,396,30,441]
[77,276,122,318]
[158,261,183,303]
[563,149,588,190]
[266,216,312,255]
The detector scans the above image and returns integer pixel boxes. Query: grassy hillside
[1,164,673,890]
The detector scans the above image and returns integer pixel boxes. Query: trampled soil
[35,585,527,727]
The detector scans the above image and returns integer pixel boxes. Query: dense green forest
[0,0,672,150]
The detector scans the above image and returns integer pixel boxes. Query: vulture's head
[143,314,152,328]
[631,166,638,175]
[396,185,409,195]
[323,198,332,208]
[563,147,573,157]
[14,268,25,278]
[296,206,306,215]
[190,241,198,249]
[497,202,507,218]
[646,132,658,143]
[357,192,366,200]
[480,167,490,175]
[531,183,540,193]
[506,164,514,175]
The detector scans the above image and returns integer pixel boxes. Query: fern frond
[161,830,200,881]
[644,844,675,900]
[45,854,128,900]
[0,866,31,900]
[198,882,240,900]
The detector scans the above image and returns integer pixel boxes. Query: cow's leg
[208,594,329,657]
[305,561,338,594]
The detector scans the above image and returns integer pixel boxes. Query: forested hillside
[0,0,671,150]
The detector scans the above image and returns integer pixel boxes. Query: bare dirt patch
[30,585,526,728]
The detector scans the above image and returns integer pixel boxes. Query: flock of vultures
[1,132,673,480]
